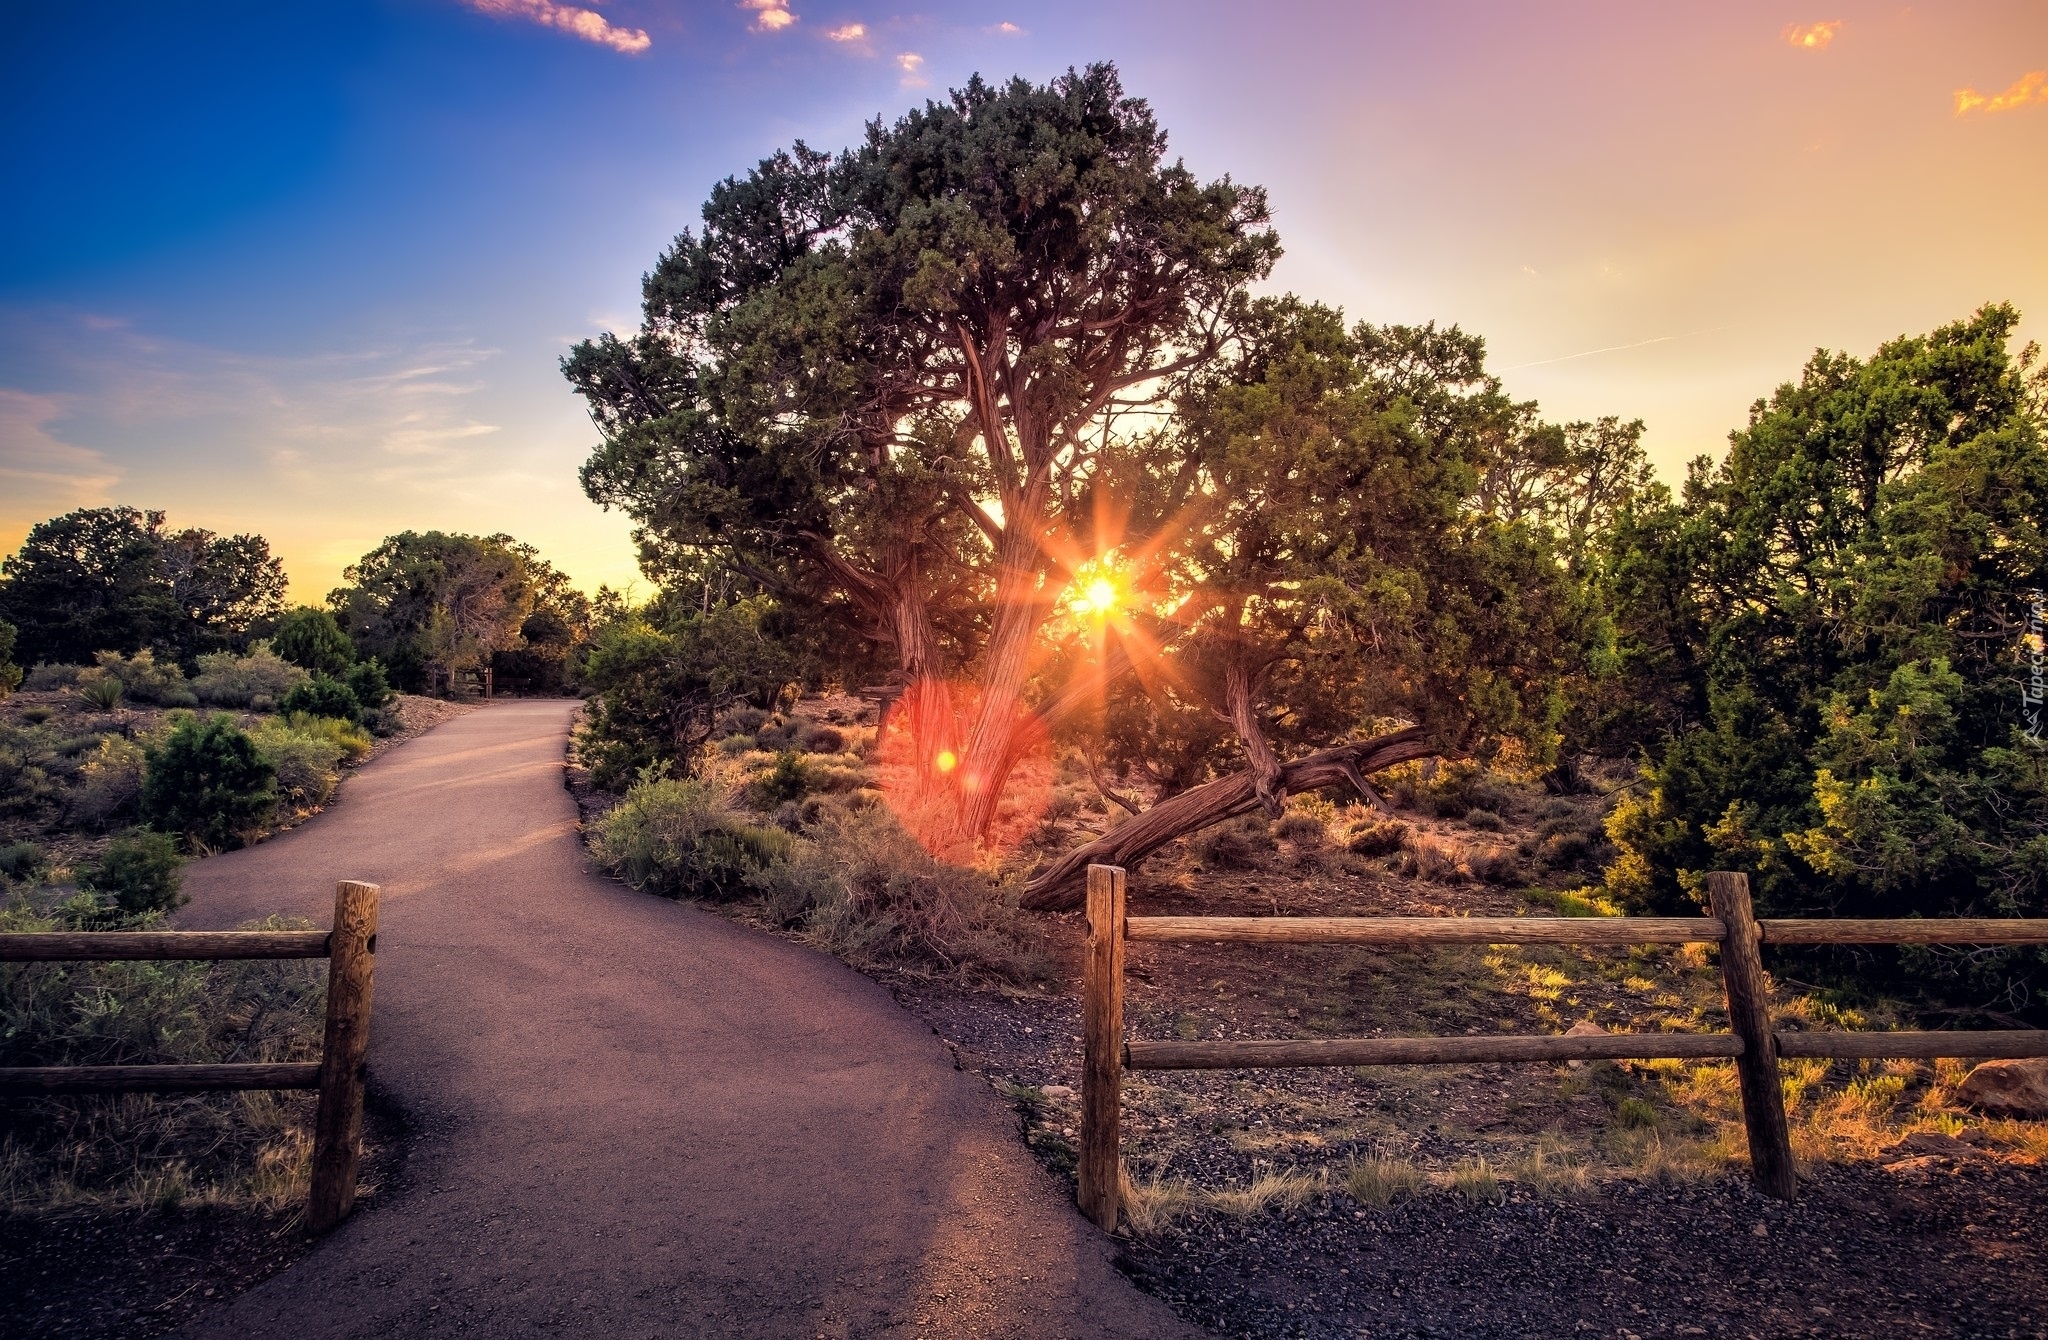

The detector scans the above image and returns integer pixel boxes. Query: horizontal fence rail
[0,930,332,961]
[0,1062,324,1095]
[0,880,379,1234]
[1075,865,2048,1231]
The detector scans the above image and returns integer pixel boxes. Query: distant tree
[0,507,285,666]
[329,532,537,692]
[155,527,288,659]
[0,618,19,697]
[0,507,179,664]
[270,606,356,677]
[1602,305,2048,1012]
[566,63,1278,839]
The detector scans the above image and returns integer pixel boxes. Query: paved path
[176,700,1198,1339]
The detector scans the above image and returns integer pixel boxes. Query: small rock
[1565,1019,1604,1069]
[1955,1058,2048,1118]
[1887,1131,1986,1162]
[1040,1084,1075,1100]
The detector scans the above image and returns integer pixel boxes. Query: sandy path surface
[175,699,1198,1339]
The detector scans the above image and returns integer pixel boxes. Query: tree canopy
[566,63,1279,838]
[1603,304,2048,1004]
[0,507,286,666]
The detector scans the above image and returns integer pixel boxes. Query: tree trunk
[955,518,1051,836]
[1020,728,1438,911]
[1225,658,1285,817]
[886,583,956,795]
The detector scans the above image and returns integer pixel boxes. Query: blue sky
[4,1,2046,597]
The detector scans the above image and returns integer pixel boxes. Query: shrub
[1345,817,1410,856]
[0,841,43,882]
[279,675,362,722]
[340,657,392,710]
[81,830,185,920]
[795,722,845,754]
[189,642,308,710]
[269,606,355,677]
[90,650,196,707]
[0,901,325,1208]
[23,663,80,692]
[1464,807,1507,832]
[141,716,277,850]
[76,674,124,711]
[248,718,346,808]
[753,751,813,806]
[280,712,372,763]
[70,734,147,829]
[1274,811,1328,846]
[1193,814,1278,870]
[748,805,1053,984]
[718,706,770,737]
[590,777,792,902]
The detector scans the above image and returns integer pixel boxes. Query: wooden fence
[0,880,379,1234]
[1077,865,2048,1230]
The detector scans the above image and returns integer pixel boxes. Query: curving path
[175,700,1199,1339]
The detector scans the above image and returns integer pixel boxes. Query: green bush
[279,675,362,722]
[81,830,185,920]
[280,711,372,763]
[141,715,277,850]
[269,606,355,677]
[70,734,147,830]
[189,642,308,711]
[90,650,196,706]
[1345,817,1410,856]
[248,718,346,808]
[589,777,791,902]
[341,657,392,710]
[76,674,124,711]
[753,751,813,806]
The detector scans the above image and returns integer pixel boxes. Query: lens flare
[1082,578,1119,615]
[934,749,958,773]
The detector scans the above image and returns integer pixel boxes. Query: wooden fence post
[308,880,378,1234]
[1078,863,1127,1232]
[1707,870,1797,1201]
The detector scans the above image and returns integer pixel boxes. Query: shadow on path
[176,700,1198,1339]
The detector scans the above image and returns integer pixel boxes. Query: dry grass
[1345,1154,1424,1207]
[1512,1132,1594,1195]
[1206,1168,1328,1218]
[1447,1156,1502,1202]
[1119,1167,1197,1235]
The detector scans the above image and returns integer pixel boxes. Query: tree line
[0,518,598,699]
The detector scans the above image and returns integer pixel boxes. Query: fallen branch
[1020,727,1438,911]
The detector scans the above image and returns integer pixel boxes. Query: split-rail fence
[0,879,378,1234]
[1076,864,2048,1230]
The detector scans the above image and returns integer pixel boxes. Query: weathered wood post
[308,880,378,1233]
[1707,870,1797,1201]
[1078,863,1127,1232]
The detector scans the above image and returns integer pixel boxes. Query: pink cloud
[465,0,651,54]
[742,0,796,32]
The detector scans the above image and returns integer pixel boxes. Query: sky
[3,1,2046,599]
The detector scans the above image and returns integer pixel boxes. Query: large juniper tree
[564,64,1277,839]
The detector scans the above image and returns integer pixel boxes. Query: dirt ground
[890,857,2048,1340]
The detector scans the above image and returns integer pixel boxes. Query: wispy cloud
[995,21,1023,34]
[0,390,122,532]
[1955,70,2048,116]
[825,22,865,42]
[742,0,796,32]
[897,51,925,86]
[464,0,651,54]
[1782,20,1841,50]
